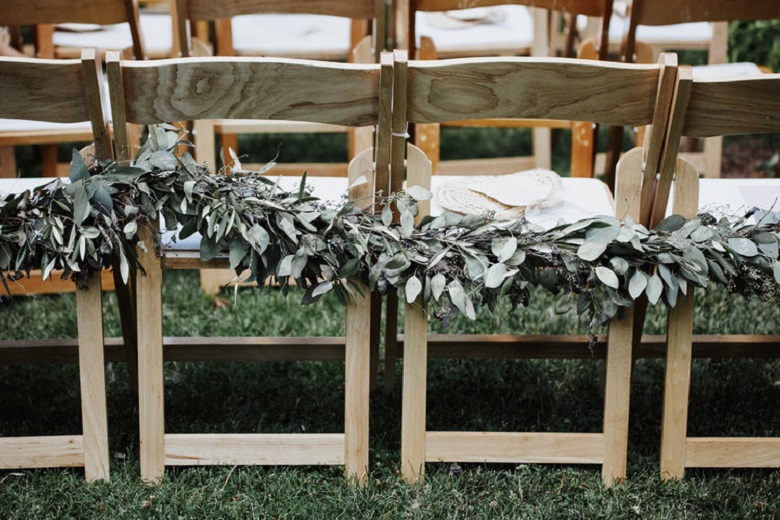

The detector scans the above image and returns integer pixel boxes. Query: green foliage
[729,20,780,72]
[2,127,779,337]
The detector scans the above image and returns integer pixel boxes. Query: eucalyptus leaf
[646,273,663,305]
[406,275,422,303]
[628,271,647,299]
[485,263,507,289]
[595,266,619,289]
[577,241,607,262]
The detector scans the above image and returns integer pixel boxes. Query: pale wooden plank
[165,434,345,466]
[119,59,380,127]
[0,58,88,123]
[344,281,371,484]
[406,58,661,126]
[216,120,349,134]
[186,0,377,21]
[136,226,166,485]
[3,334,779,365]
[426,432,604,465]
[76,276,110,482]
[683,75,780,138]
[0,436,84,469]
[685,438,780,468]
[660,156,700,480]
[660,292,695,480]
[401,300,428,484]
[2,269,115,296]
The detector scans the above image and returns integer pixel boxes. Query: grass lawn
[1,269,779,518]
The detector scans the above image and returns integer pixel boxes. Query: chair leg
[401,299,427,484]
[660,292,695,480]
[383,292,398,394]
[113,267,138,394]
[0,146,16,178]
[344,280,371,484]
[369,291,382,391]
[602,307,634,486]
[136,228,165,484]
[76,275,110,482]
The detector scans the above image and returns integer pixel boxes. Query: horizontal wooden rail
[165,433,345,466]
[0,436,84,469]
[426,432,604,464]
[685,438,780,468]
[2,334,779,365]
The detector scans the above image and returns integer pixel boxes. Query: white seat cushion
[231,14,352,60]
[54,12,173,58]
[429,176,614,229]
[415,6,534,57]
[691,62,764,79]
[666,178,780,218]
[0,176,60,197]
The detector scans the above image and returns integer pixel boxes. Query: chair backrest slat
[184,0,379,21]
[406,58,663,127]
[113,58,381,127]
[413,0,608,17]
[682,76,780,138]
[629,0,780,26]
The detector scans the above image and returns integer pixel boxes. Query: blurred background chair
[392,50,679,484]
[107,51,392,484]
[656,68,780,479]
[0,49,111,481]
[605,0,780,184]
[0,0,147,179]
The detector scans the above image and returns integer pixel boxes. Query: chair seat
[691,62,764,79]
[428,176,615,228]
[231,14,352,60]
[415,6,534,58]
[667,178,780,218]
[54,12,174,59]
[0,176,58,196]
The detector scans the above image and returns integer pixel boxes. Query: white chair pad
[54,12,173,58]
[666,178,780,218]
[691,62,764,79]
[429,176,614,229]
[415,6,534,57]
[231,14,352,60]
[0,177,60,197]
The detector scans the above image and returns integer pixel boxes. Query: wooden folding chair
[396,0,614,175]
[392,50,680,485]
[0,0,145,178]
[106,52,392,484]
[52,0,179,60]
[608,0,780,181]
[657,68,780,478]
[0,49,112,481]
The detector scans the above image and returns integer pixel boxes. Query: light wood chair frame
[614,0,780,180]
[0,0,145,179]
[106,52,393,484]
[0,49,112,481]
[658,68,780,478]
[392,50,681,485]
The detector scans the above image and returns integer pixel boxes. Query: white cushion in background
[231,14,352,60]
[415,6,534,56]
[429,176,614,229]
[0,119,92,134]
[0,177,59,197]
[53,12,173,58]
[666,179,780,218]
[691,62,764,79]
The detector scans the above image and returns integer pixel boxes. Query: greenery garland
[1,127,778,336]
